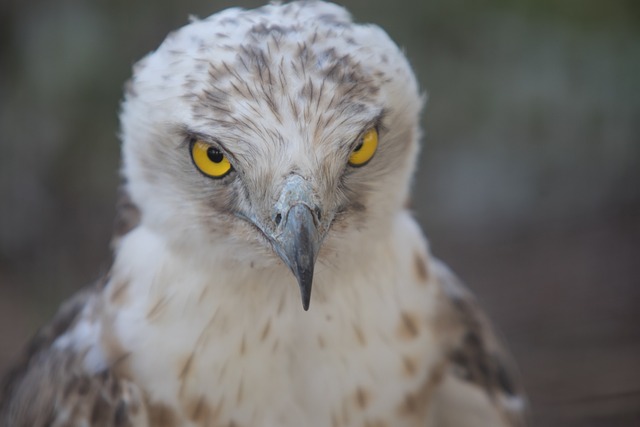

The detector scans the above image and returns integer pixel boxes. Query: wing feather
[431,261,529,426]
[0,282,147,427]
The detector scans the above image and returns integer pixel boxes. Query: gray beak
[270,175,322,311]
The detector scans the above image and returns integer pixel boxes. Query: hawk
[0,2,527,426]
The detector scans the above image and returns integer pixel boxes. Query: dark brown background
[1,1,639,425]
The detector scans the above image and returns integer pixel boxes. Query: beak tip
[274,203,320,314]
[273,203,322,311]
[299,278,312,311]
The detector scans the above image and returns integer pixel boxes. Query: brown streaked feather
[1,351,146,427]
[0,280,148,427]
[433,262,528,426]
[0,286,96,407]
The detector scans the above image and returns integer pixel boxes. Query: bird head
[119,1,422,310]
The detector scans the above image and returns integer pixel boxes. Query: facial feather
[120,1,422,267]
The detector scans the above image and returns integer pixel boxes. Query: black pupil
[207,147,224,163]
[354,141,363,152]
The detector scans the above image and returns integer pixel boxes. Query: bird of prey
[0,1,527,426]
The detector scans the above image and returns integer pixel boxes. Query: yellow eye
[348,128,378,167]
[190,140,233,178]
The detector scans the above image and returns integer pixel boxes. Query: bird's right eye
[190,140,233,178]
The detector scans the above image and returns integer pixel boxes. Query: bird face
[119,2,422,309]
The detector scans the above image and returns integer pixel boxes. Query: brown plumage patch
[146,297,169,321]
[0,286,101,424]
[398,392,418,416]
[317,335,326,349]
[109,280,130,306]
[354,387,371,410]
[147,402,178,427]
[110,353,133,382]
[402,355,418,377]
[2,335,146,427]
[353,323,367,346]
[185,395,213,424]
[178,353,195,393]
[413,252,429,283]
[396,362,446,419]
[260,319,271,342]
[277,293,287,315]
[239,335,247,356]
[397,311,420,341]
[449,328,519,399]
[100,321,130,378]
[440,282,523,401]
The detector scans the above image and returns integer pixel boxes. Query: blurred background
[0,0,638,425]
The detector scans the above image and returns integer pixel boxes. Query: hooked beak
[273,204,321,311]
[270,175,323,311]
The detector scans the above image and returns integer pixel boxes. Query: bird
[0,1,527,426]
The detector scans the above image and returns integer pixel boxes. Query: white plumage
[0,2,527,426]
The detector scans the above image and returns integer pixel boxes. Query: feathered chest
[68,224,443,427]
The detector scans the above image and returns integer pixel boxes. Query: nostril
[274,213,282,226]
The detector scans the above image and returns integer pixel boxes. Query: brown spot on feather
[353,323,367,346]
[177,354,200,402]
[277,293,287,315]
[354,387,371,409]
[239,335,246,356]
[147,401,178,427]
[100,318,130,378]
[260,319,271,341]
[110,352,132,379]
[146,296,169,321]
[109,280,129,306]
[413,252,429,283]
[397,311,420,340]
[179,353,195,384]
[185,396,213,423]
[397,362,446,419]
[402,355,418,377]
[438,280,523,400]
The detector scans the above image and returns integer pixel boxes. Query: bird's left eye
[190,140,233,178]
[348,128,378,167]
